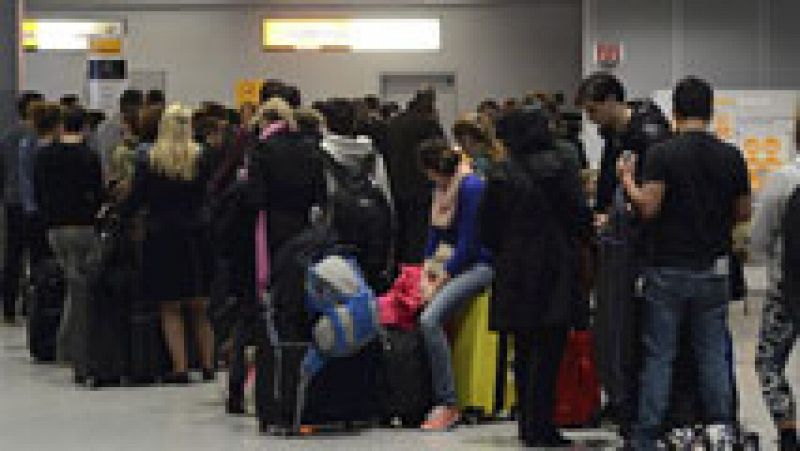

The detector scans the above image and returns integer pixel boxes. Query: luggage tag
[635,277,645,298]
[713,256,730,277]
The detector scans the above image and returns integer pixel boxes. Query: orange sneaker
[420,406,460,431]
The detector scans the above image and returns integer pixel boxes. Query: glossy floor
[0,267,795,450]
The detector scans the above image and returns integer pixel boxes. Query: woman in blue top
[417,138,493,431]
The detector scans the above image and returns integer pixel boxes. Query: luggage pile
[24,209,172,388]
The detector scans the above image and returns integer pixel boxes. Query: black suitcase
[81,261,134,387]
[61,222,133,387]
[26,259,65,363]
[128,298,168,384]
[254,223,383,435]
[255,335,384,435]
[380,328,433,427]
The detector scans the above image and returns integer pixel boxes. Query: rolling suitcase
[450,291,516,422]
[126,220,169,384]
[594,188,640,427]
[381,328,433,427]
[128,293,168,384]
[80,225,133,387]
[553,330,602,427]
[254,218,382,435]
[26,259,65,363]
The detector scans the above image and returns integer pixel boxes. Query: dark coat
[245,130,326,256]
[482,149,591,332]
[384,112,444,264]
[124,155,208,303]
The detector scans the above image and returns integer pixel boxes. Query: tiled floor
[0,266,795,450]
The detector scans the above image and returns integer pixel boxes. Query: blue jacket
[424,174,492,276]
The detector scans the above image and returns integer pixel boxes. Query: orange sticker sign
[235,80,263,108]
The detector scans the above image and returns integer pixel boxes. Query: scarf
[431,166,471,229]
[259,120,288,142]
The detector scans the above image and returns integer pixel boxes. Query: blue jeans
[633,267,734,450]
[419,263,494,407]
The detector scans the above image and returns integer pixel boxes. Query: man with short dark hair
[35,106,102,367]
[59,94,80,108]
[93,89,144,178]
[145,89,165,108]
[0,91,44,322]
[577,73,672,436]
[619,77,750,450]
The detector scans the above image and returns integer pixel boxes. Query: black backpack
[319,152,395,292]
[780,185,800,327]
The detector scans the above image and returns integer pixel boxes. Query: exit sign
[594,42,623,68]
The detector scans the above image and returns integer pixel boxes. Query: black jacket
[595,100,672,212]
[34,141,103,227]
[482,148,591,331]
[245,130,326,255]
[385,112,444,264]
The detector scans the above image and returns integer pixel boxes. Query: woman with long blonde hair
[149,104,202,180]
[125,103,215,384]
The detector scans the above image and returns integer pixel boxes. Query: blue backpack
[301,255,380,376]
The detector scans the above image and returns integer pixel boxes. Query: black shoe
[3,315,16,325]
[162,372,190,385]
[226,397,245,415]
[128,376,157,386]
[202,369,216,382]
[523,430,573,448]
[780,428,798,451]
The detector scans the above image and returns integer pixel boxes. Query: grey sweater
[750,159,800,298]
[320,133,394,207]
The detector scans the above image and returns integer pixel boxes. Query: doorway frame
[379,71,459,114]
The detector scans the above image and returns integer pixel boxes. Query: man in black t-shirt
[618,77,751,450]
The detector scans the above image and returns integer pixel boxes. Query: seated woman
[416,138,493,431]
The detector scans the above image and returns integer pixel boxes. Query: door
[380,72,458,137]
[128,70,167,96]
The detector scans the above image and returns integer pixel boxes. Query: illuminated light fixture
[263,18,441,52]
[22,20,124,51]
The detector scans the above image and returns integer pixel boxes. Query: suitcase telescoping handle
[256,211,314,434]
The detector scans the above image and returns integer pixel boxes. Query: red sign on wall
[594,42,623,68]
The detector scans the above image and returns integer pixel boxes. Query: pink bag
[255,210,269,298]
[254,121,287,296]
[378,265,424,330]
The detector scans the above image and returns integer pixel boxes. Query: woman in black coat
[124,104,215,383]
[481,108,592,447]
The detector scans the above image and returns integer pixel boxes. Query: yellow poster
[743,136,787,191]
[234,80,263,108]
[714,112,734,141]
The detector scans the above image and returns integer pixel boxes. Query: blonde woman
[124,104,214,384]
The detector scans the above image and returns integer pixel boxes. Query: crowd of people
[0,73,797,450]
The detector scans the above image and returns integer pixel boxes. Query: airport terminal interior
[0,0,798,450]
